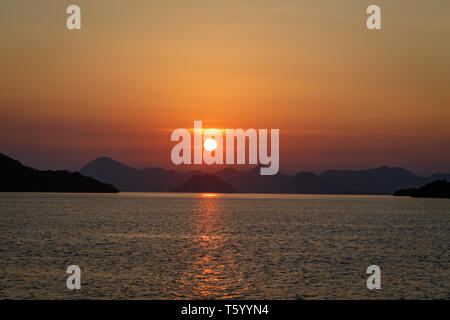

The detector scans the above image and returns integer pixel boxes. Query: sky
[1,0,449,175]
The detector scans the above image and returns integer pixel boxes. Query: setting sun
[200,193,218,197]
[204,138,217,152]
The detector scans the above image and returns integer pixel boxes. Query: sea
[0,192,448,299]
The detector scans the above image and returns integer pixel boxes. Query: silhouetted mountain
[0,153,117,193]
[281,172,322,193]
[281,166,444,195]
[215,165,291,193]
[80,157,194,191]
[172,174,235,193]
[394,180,450,198]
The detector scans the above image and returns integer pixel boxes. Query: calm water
[0,192,448,299]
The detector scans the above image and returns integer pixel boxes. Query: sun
[204,138,217,152]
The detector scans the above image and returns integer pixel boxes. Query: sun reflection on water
[168,196,248,299]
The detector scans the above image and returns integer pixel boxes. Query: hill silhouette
[172,174,235,193]
[0,153,118,193]
[215,165,291,193]
[281,166,429,194]
[394,180,450,198]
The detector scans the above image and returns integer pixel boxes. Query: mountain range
[80,156,450,194]
[2,152,448,195]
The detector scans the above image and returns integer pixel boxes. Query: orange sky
[1,0,449,174]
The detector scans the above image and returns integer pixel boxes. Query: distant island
[80,156,450,195]
[0,153,118,193]
[394,180,450,199]
[172,174,235,193]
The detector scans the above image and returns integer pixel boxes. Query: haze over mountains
[80,156,450,195]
